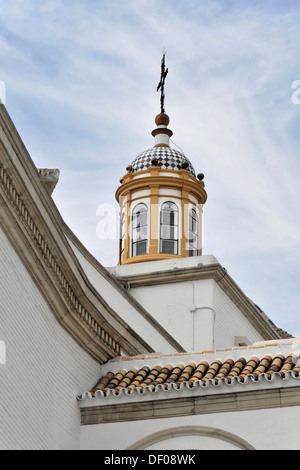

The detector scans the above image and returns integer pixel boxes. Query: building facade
[0,83,299,450]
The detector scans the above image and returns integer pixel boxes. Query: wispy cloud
[0,0,299,335]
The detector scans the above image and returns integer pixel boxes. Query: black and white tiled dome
[131,147,196,177]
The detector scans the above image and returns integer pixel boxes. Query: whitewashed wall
[0,226,101,450]
[80,405,300,450]
[67,238,178,354]
[128,279,215,351]
[213,282,262,348]
[127,275,264,352]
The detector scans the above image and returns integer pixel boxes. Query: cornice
[80,386,300,426]
[116,168,207,204]
[0,105,168,362]
[115,263,281,341]
[0,161,123,361]
[116,262,222,287]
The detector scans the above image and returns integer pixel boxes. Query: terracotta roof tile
[86,352,300,398]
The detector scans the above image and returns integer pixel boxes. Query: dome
[131,147,196,177]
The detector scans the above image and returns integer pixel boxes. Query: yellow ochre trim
[116,167,207,265]
[116,171,206,204]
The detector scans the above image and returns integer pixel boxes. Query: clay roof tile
[86,350,300,398]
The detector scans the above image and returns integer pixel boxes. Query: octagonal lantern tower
[115,54,207,265]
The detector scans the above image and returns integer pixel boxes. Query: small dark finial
[182,161,189,170]
[151,157,159,166]
[126,165,132,173]
[156,49,168,114]
[197,173,204,181]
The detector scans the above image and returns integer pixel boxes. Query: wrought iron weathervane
[156,49,168,114]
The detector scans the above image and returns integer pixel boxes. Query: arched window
[160,201,179,255]
[189,207,198,256]
[119,211,125,263]
[132,203,148,257]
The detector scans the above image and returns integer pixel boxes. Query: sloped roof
[79,338,300,400]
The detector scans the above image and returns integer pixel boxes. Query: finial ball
[155,113,170,127]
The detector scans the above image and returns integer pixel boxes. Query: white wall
[67,238,178,354]
[80,405,300,450]
[0,226,101,450]
[127,277,264,352]
[129,279,215,351]
[213,282,264,348]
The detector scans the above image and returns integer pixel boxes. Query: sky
[0,0,300,337]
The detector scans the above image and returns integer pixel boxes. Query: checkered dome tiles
[131,147,196,177]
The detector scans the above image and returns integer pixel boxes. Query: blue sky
[0,0,300,337]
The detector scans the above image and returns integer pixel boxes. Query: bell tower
[115,53,207,265]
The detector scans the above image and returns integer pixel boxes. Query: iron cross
[156,50,168,114]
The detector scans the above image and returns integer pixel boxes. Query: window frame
[188,206,199,257]
[131,202,148,257]
[119,211,125,263]
[159,201,179,255]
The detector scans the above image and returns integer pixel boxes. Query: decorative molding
[0,104,184,362]
[116,169,207,206]
[0,163,121,358]
[127,425,256,450]
[38,168,60,195]
[80,386,300,426]
[114,263,226,287]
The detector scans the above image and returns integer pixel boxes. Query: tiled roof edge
[78,368,300,401]
[78,338,300,401]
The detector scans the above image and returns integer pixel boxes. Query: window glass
[132,203,148,257]
[189,207,198,256]
[120,211,125,262]
[160,202,179,255]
